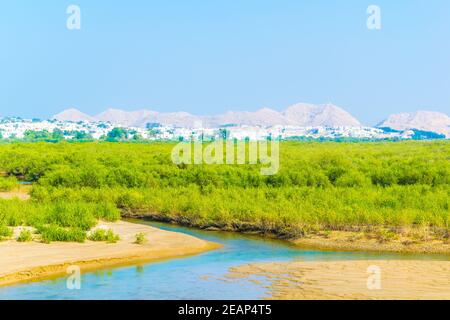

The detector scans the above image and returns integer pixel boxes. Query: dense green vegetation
[0,141,448,241]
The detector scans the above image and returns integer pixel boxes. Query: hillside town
[0,117,444,141]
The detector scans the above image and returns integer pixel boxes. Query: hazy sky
[1,0,450,125]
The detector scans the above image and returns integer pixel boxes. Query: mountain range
[377,111,450,137]
[53,103,361,127]
[53,103,450,136]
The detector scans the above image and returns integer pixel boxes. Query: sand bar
[228,260,450,300]
[0,221,220,287]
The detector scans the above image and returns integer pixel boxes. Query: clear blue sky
[1,0,450,125]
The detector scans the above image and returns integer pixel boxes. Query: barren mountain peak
[53,108,94,122]
[378,110,450,137]
[53,103,363,127]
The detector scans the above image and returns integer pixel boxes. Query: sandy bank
[0,221,220,287]
[292,231,450,255]
[228,260,450,300]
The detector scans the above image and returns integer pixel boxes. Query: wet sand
[228,260,450,300]
[0,221,220,287]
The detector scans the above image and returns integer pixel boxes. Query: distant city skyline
[1,1,450,125]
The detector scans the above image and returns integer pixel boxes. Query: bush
[95,202,121,222]
[335,171,370,187]
[0,225,13,240]
[0,176,18,192]
[88,229,120,243]
[17,229,33,242]
[134,232,147,245]
[45,202,97,231]
[38,225,86,243]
